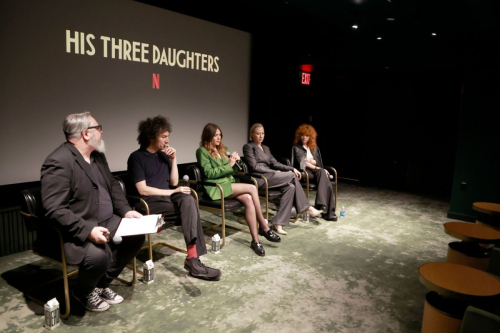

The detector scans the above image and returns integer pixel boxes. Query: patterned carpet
[0,182,455,332]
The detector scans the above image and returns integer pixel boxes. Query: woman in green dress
[196,123,281,256]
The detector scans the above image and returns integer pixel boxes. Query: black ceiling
[136,0,500,72]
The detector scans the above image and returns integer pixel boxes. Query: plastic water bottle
[340,206,345,218]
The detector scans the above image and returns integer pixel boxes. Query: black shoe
[258,227,281,243]
[316,205,327,211]
[251,241,265,256]
[184,257,221,281]
[324,213,338,222]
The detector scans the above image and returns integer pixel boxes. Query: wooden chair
[187,164,257,249]
[19,186,136,319]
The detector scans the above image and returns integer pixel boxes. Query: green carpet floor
[0,182,456,332]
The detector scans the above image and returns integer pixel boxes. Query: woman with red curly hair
[292,124,337,221]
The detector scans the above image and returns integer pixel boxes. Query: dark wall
[248,15,462,197]
[448,70,500,220]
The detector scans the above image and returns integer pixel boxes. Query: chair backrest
[114,176,126,195]
[187,164,204,194]
[290,147,296,169]
[239,157,250,173]
[19,187,44,232]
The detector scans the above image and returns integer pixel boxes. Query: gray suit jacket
[243,142,293,175]
[41,142,130,264]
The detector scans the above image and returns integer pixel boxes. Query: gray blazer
[243,142,293,175]
[41,142,131,264]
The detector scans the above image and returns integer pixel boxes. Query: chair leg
[116,257,137,286]
[61,260,72,319]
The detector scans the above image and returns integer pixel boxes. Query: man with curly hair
[127,115,221,281]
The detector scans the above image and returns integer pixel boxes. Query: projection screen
[0,0,251,185]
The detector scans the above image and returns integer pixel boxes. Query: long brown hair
[293,124,318,151]
[200,123,228,159]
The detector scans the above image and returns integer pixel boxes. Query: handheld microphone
[226,151,242,170]
[180,175,189,187]
[112,234,122,244]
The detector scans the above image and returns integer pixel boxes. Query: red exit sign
[301,72,311,85]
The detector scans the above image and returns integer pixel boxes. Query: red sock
[187,243,197,259]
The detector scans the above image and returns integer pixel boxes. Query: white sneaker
[98,287,124,305]
[72,288,110,312]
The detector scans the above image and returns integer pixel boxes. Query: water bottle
[340,206,345,218]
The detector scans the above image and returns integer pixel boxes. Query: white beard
[89,135,106,153]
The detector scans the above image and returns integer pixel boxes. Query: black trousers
[306,168,336,219]
[76,214,145,296]
[142,193,207,257]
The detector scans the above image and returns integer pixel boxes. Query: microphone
[179,175,189,187]
[226,151,242,170]
[112,234,122,244]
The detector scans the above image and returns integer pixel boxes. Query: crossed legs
[228,183,270,242]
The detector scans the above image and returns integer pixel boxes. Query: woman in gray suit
[243,123,323,235]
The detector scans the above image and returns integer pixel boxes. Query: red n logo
[152,73,160,89]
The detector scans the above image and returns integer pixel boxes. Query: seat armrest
[279,157,291,166]
[125,194,150,215]
[323,166,338,181]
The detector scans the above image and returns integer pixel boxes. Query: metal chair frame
[288,148,338,212]
[187,164,258,249]
[19,186,136,319]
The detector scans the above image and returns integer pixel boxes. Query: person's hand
[88,226,110,244]
[293,168,302,180]
[163,145,176,159]
[125,210,142,218]
[310,159,317,166]
[325,169,330,178]
[231,151,241,161]
[175,186,192,194]
[228,152,239,167]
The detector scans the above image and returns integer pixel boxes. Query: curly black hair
[137,115,172,147]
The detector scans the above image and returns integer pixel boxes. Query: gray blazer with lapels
[243,142,293,177]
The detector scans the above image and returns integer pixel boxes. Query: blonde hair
[249,123,264,142]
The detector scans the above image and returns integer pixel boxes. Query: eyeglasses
[87,125,103,132]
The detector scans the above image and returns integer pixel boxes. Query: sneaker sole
[102,297,124,305]
[72,290,110,312]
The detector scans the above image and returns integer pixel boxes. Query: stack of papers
[114,214,164,237]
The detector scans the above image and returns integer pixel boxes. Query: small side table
[473,202,500,230]
[419,262,500,333]
[444,222,500,271]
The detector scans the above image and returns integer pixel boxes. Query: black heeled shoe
[258,227,281,243]
[251,241,265,256]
